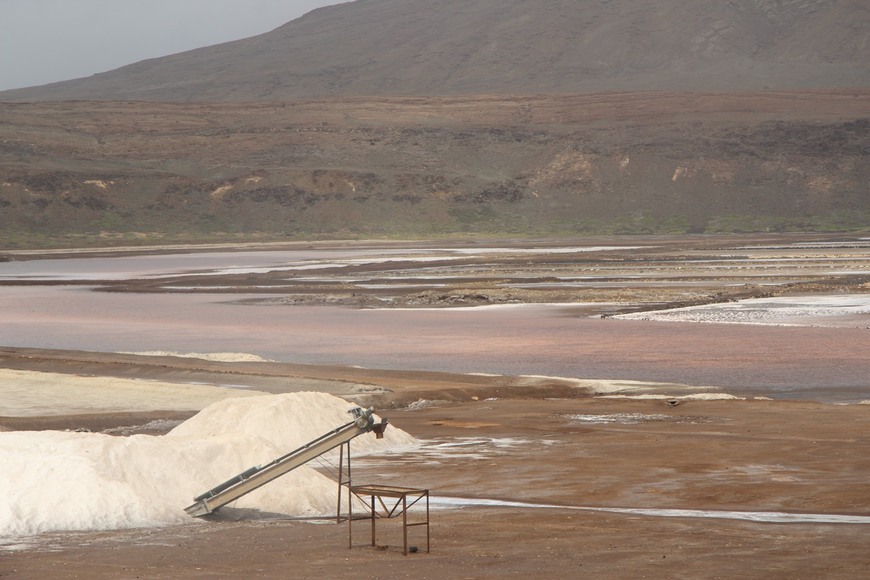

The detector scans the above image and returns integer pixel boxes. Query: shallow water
[0,248,424,281]
[1,245,869,402]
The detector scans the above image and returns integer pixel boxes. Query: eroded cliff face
[1,92,868,244]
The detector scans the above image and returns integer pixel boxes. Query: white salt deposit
[0,392,416,540]
[120,351,275,363]
[600,393,743,401]
[614,294,870,327]
[0,369,267,417]
[566,413,674,424]
[510,375,717,396]
[443,246,649,255]
[356,437,547,468]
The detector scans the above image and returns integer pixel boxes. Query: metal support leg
[337,443,344,524]
[402,495,408,555]
[370,494,376,547]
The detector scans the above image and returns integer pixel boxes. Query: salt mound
[0,393,416,540]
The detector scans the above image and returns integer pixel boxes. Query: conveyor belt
[184,407,387,517]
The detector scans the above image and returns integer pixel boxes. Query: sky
[0,0,345,91]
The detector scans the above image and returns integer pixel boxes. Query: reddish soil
[2,363,868,579]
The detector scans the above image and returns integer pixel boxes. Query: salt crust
[599,393,744,401]
[0,392,416,539]
[120,351,275,362]
[514,375,716,395]
[0,369,266,417]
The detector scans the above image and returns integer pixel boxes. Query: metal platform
[349,484,430,555]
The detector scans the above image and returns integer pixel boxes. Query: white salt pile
[0,392,416,539]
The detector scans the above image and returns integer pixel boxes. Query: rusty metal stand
[336,441,352,524]
[348,484,430,555]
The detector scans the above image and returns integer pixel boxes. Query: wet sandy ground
[1,234,869,578]
[2,390,869,579]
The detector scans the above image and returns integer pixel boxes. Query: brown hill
[2,90,868,246]
[2,0,868,102]
[1,1,867,245]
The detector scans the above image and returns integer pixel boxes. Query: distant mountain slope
[3,0,868,101]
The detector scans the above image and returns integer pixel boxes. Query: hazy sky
[0,0,345,91]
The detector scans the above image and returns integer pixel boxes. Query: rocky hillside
[2,91,867,246]
[1,1,867,246]
[2,0,868,101]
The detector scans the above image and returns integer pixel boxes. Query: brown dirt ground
[1,236,868,578]
[1,359,868,579]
